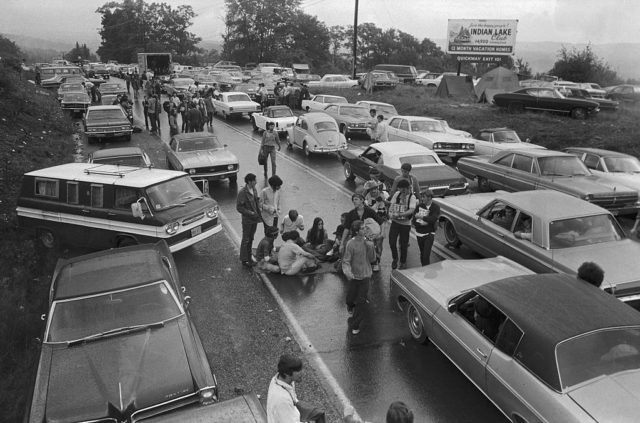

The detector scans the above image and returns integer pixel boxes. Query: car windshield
[399,155,438,166]
[493,131,522,143]
[227,94,252,102]
[63,93,88,102]
[46,281,181,343]
[549,214,625,249]
[314,121,338,132]
[173,79,194,87]
[326,96,348,104]
[340,106,370,118]
[604,157,640,173]
[538,156,590,176]
[87,109,126,121]
[272,109,293,118]
[60,84,84,92]
[556,327,640,390]
[178,136,222,152]
[93,155,146,167]
[146,176,204,210]
[411,121,446,133]
[374,105,398,115]
[101,84,122,91]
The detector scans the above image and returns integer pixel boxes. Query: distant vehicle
[286,112,347,156]
[138,52,172,81]
[307,74,359,89]
[576,82,607,98]
[361,70,400,90]
[493,87,600,119]
[83,105,133,143]
[373,64,418,84]
[212,91,261,120]
[354,100,398,117]
[39,66,83,89]
[292,63,312,82]
[88,146,152,167]
[301,94,348,112]
[164,77,195,98]
[322,103,371,138]
[339,141,468,196]
[605,84,640,104]
[88,63,110,79]
[251,105,297,134]
[563,147,640,195]
[57,82,85,101]
[563,88,619,110]
[60,92,91,116]
[415,72,443,87]
[23,241,219,423]
[473,127,545,156]
[98,82,127,97]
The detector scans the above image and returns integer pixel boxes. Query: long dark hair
[307,217,325,245]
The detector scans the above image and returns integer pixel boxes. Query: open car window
[456,291,506,344]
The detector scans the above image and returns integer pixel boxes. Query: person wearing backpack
[388,179,417,270]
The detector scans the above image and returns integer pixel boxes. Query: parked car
[321,103,371,138]
[164,77,195,98]
[286,112,347,156]
[100,94,118,106]
[563,88,619,110]
[473,127,545,156]
[361,70,400,90]
[24,242,219,423]
[386,116,475,162]
[373,64,418,84]
[415,72,441,87]
[301,94,348,112]
[436,190,640,307]
[456,149,639,215]
[57,82,85,101]
[307,74,358,89]
[165,132,239,189]
[250,105,297,134]
[428,118,472,138]
[563,147,640,194]
[493,87,600,119]
[391,257,640,422]
[83,105,133,143]
[605,84,640,104]
[576,82,607,98]
[212,91,261,120]
[60,92,91,116]
[354,100,398,118]
[98,82,127,97]
[88,146,152,167]
[338,141,468,196]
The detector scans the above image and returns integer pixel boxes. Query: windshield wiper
[67,321,165,346]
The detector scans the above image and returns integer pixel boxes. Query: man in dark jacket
[236,173,262,267]
[412,189,440,266]
[186,103,202,133]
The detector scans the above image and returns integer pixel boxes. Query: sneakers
[398,262,407,270]
[391,260,398,270]
[372,264,380,272]
[351,328,360,335]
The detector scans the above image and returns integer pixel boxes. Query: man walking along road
[261,121,281,177]
[389,162,420,198]
[236,173,262,267]
[266,354,326,423]
[412,189,440,266]
[388,179,417,270]
[342,220,376,335]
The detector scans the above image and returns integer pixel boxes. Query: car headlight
[206,206,219,218]
[199,387,218,405]
[164,221,180,235]
[466,144,474,150]
[120,126,129,130]
[229,106,234,111]
[227,164,234,170]
[87,128,96,132]
[188,169,196,174]
[584,194,593,201]
[433,143,441,149]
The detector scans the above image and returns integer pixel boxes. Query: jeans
[417,233,435,266]
[388,222,411,264]
[148,112,157,132]
[263,145,277,176]
[240,222,258,262]
[346,277,370,331]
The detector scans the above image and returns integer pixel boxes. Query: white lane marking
[219,211,363,422]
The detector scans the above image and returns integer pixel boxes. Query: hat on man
[364,180,380,191]
[401,163,412,172]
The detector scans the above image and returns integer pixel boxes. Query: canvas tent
[475,66,520,103]
[435,75,475,99]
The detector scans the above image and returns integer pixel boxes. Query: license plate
[448,152,456,157]
[191,226,202,237]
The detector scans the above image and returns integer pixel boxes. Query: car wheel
[477,176,492,192]
[343,162,356,181]
[406,302,428,344]
[305,106,310,112]
[38,229,57,249]
[303,141,311,157]
[251,117,258,131]
[571,107,587,119]
[507,102,524,113]
[117,236,137,248]
[443,219,462,248]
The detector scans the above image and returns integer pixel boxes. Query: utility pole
[352,0,358,79]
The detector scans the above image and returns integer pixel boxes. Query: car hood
[411,165,467,186]
[594,172,640,191]
[568,370,640,423]
[541,175,637,196]
[552,239,640,290]
[311,131,345,146]
[175,149,237,168]
[414,132,473,144]
[45,320,195,422]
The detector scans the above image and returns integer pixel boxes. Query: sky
[2,0,639,47]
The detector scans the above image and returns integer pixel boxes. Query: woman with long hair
[304,217,331,257]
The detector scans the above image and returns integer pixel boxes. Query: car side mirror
[131,201,145,219]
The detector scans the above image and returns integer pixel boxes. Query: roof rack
[84,165,141,178]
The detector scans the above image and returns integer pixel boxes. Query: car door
[167,139,180,170]
[386,117,404,141]
[475,131,495,156]
[466,201,521,258]
[504,153,537,191]
[352,146,381,179]
[292,117,306,147]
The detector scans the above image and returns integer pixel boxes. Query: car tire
[571,107,587,119]
[303,141,311,157]
[443,219,462,248]
[305,106,310,112]
[343,162,356,181]
[117,236,137,248]
[477,176,492,192]
[507,102,524,113]
[38,229,57,249]
[406,302,428,344]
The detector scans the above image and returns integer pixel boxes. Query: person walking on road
[339,194,384,256]
[187,103,202,133]
[236,173,262,267]
[388,179,417,270]
[412,189,440,266]
[266,354,326,423]
[261,121,281,177]
[260,175,283,233]
[204,93,215,128]
[142,95,150,130]
[147,94,158,134]
[342,220,376,335]
[389,162,421,198]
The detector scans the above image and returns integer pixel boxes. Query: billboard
[447,19,518,55]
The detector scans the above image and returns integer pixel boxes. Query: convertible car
[24,242,218,423]
[338,141,468,196]
[437,190,640,308]
[301,94,348,112]
[456,149,639,215]
[287,112,347,156]
[322,103,371,138]
[392,258,640,423]
[165,132,239,190]
[250,105,297,134]
[473,127,545,156]
[493,87,600,119]
[564,147,640,194]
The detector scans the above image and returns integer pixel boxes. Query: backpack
[362,217,381,240]
[162,101,171,113]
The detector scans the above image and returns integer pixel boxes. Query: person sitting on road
[278,231,318,275]
[255,225,281,274]
[304,217,332,257]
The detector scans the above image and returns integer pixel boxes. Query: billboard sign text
[447,19,518,55]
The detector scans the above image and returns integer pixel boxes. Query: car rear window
[314,121,338,132]
[87,109,126,121]
[178,136,222,152]
[227,94,252,102]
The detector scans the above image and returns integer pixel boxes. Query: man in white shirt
[266,354,326,423]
